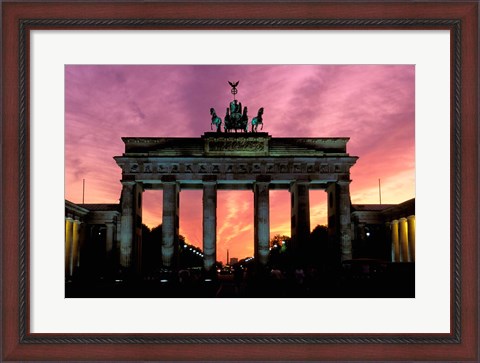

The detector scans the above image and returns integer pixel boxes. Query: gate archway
[114,132,358,272]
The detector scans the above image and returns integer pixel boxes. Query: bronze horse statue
[251,107,264,132]
[210,108,222,132]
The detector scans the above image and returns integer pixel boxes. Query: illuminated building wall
[351,198,415,262]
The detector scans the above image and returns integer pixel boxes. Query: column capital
[289,179,310,193]
[202,175,217,184]
[336,179,352,186]
[407,215,415,221]
[162,177,180,193]
[391,219,399,225]
[121,180,136,187]
[161,175,177,183]
[291,178,310,185]
[256,175,271,183]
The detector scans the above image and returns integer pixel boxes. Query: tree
[269,234,291,248]
[308,224,339,268]
[142,224,162,275]
[268,234,291,269]
[179,241,203,268]
[310,225,328,243]
[142,224,202,271]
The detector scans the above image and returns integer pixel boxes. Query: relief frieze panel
[252,163,262,174]
[238,164,248,173]
[143,163,153,173]
[171,164,180,173]
[278,163,289,173]
[210,140,264,151]
[206,139,267,154]
[319,164,329,173]
[198,164,210,174]
[130,163,139,173]
[212,164,221,173]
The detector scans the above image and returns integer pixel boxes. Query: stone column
[76,222,84,269]
[326,184,336,240]
[70,220,81,276]
[105,221,115,273]
[407,215,416,262]
[105,222,115,255]
[202,177,217,272]
[290,180,310,256]
[254,177,270,266]
[162,177,180,269]
[337,180,352,261]
[119,181,135,268]
[65,217,73,278]
[391,220,400,262]
[385,221,391,260]
[399,217,409,262]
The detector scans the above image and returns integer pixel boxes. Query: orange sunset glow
[65,65,415,263]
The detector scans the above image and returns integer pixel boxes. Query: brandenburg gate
[114,133,358,273]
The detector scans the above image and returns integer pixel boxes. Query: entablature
[115,135,358,190]
[114,156,357,181]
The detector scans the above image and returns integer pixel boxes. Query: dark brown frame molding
[2,1,478,361]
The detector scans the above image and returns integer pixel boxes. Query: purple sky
[65,65,415,262]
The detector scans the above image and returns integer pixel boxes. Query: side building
[351,198,415,262]
[65,200,121,280]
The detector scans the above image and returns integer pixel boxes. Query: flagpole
[378,178,382,205]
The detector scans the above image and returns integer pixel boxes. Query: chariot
[224,100,248,133]
[209,81,264,133]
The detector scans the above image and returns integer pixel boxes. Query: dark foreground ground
[66,262,415,298]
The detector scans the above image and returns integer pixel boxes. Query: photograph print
[64,65,415,298]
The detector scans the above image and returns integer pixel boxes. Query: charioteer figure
[229,99,242,115]
[224,81,248,133]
